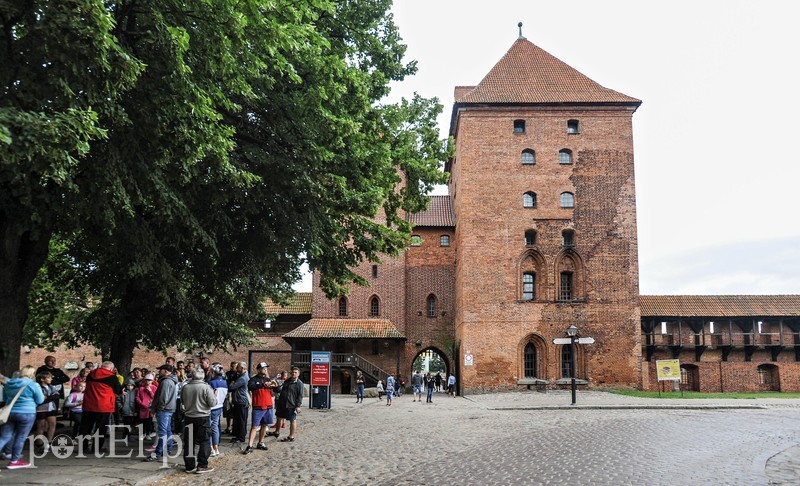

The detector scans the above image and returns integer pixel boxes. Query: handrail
[290,352,390,384]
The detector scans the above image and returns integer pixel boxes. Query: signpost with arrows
[554,327,595,405]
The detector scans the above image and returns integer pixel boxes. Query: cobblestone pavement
[2,391,799,485]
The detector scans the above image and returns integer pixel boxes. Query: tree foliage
[4,0,449,374]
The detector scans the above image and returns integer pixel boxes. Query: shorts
[448,384,455,392]
[413,385,423,394]
[37,410,61,418]
[251,408,274,428]
[276,408,297,421]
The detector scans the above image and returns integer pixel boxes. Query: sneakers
[242,446,253,455]
[7,460,31,469]
[1,453,11,460]
[195,466,215,474]
[256,442,268,450]
[185,466,197,473]
[145,445,156,452]
[210,449,220,457]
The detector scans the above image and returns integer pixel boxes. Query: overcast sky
[296,0,800,295]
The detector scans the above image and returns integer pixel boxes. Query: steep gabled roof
[640,295,800,318]
[456,37,641,105]
[283,319,405,340]
[407,195,455,227]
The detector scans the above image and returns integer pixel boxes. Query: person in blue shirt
[0,365,45,469]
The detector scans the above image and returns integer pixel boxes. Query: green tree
[10,0,449,374]
[0,0,143,373]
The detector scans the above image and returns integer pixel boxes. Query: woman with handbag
[0,365,45,469]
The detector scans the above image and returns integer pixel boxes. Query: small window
[440,235,450,247]
[410,235,422,247]
[524,230,536,246]
[370,296,380,316]
[559,272,573,301]
[371,340,380,355]
[372,265,378,278]
[559,149,573,165]
[427,295,437,317]
[514,119,526,133]
[521,149,535,165]
[522,272,535,301]
[523,192,537,208]
[561,229,575,247]
[567,120,580,134]
[560,192,575,208]
[338,297,347,316]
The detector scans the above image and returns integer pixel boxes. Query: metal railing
[291,352,390,384]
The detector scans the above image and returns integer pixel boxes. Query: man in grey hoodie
[145,364,178,461]
[180,369,217,474]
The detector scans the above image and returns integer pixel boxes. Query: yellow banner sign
[656,359,681,381]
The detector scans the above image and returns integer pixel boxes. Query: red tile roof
[456,38,641,105]
[262,293,312,315]
[640,295,800,318]
[283,319,406,339]
[407,195,455,227]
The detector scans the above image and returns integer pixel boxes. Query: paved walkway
[1,390,799,485]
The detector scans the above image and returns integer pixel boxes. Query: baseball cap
[144,373,155,380]
[257,362,269,369]
[157,364,175,372]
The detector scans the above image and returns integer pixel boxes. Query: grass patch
[605,390,800,399]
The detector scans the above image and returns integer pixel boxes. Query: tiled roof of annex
[283,318,405,340]
[640,295,800,318]
[407,195,454,227]
[263,292,312,315]
[456,37,641,105]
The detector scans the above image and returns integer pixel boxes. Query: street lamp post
[566,324,578,405]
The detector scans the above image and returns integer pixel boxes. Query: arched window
[521,149,535,165]
[427,295,437,317]
[559,149,573,165]
[338,297,347,317]
[523,192,537,208]
[524,229,536,246]
[560,192,575,208]
[524,343,537,378]
[561,345,573,378]
[370,296,380,317]
[522,273,535,301]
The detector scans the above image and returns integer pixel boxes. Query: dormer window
[567,120,580,134]
[521,149,535,165]
[513,119,526,133]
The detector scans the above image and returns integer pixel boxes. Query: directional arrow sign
[577,337,595,344]
[553,338,572,345]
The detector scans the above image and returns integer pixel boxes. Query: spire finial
[518,22,524,39]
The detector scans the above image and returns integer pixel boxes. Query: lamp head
[566,325,579,337]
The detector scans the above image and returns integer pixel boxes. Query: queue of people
[0,355,305,473]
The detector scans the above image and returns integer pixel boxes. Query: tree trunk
[0,212,52,375]
[108,322,137,376]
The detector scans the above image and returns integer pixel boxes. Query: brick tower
[449,35,643,392]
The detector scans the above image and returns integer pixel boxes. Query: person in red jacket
[78,361,123,453]
[242,363,277,454]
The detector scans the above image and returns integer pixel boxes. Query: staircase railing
[291,352,390,385]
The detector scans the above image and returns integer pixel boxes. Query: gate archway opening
[412,347,449,391]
